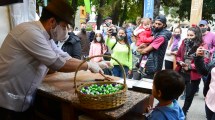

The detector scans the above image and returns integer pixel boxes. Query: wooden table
[34,71,150,120]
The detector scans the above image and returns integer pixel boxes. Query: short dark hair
[40,7,61,23]
[153,70,185,100]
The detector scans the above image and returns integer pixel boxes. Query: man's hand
[98,61,110,69]
[87,61,103,73]
[137,44,154,55]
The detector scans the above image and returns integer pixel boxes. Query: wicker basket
[74,55,127,110]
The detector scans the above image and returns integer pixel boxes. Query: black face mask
[117,35,125,40]
[201,28,207,34]
[81,28,86,33]
[185,38,194,47]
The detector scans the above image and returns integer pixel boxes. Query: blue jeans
[205,103,215,120]
[112,65,129,78]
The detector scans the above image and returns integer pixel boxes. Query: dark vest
[144,29,172,78]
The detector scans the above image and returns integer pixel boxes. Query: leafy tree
[177,0,215,21]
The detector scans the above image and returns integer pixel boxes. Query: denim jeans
[205,103,215,120]
[182,74,201,116]
[112,65,129,78]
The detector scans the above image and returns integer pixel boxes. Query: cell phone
[204,50,210,58]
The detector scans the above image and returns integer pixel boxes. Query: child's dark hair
[153,70,185,100]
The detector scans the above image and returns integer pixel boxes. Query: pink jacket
[89,41,107,62]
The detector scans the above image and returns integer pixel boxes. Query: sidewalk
[178,80,207,120]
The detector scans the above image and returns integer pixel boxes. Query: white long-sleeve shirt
[164,38,183,62]
[0,21,71,112]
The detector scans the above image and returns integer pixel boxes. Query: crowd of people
[0,0,215,120]
[63,15,215,120]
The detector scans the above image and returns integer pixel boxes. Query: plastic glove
[98,61,110,69]
[87,61,103,73]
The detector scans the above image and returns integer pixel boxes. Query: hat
[199,20,208,25]
[46,0,74,25]
[155,15,167,24]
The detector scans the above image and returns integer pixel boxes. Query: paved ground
[178,80,207,120]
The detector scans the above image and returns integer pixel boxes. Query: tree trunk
[96,0,106,30]
[71,0,78,28]
[142,0,144,18]
[154,0,161,19]
[111,0,122,25]
[120,0,128,26]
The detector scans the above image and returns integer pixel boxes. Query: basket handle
[74,55,126,90]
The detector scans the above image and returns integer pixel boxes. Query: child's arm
[133,25,144,36]
[139,36,154,43]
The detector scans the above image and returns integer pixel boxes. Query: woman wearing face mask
[89,32,107,62]
[164,27,183,69]
[105,28,132,77]
[175,26,209,117]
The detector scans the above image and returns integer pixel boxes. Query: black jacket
[56,32,82,59]
[144,29,172,78]
[194,53,215,96]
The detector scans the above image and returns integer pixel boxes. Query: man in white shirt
[0,0,107,119]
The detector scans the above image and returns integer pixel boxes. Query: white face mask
[50,25,68,41]
[96,37,101,42]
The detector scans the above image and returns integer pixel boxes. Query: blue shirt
[148,100,185,120]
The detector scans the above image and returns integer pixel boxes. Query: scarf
[171,36,181,51]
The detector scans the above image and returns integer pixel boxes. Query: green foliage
[68,0,72,5]
[177,0,215,21]
[202,0,215,20]
[86,24,93,31]
[126,0,142,22]
[74,0,215,26]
